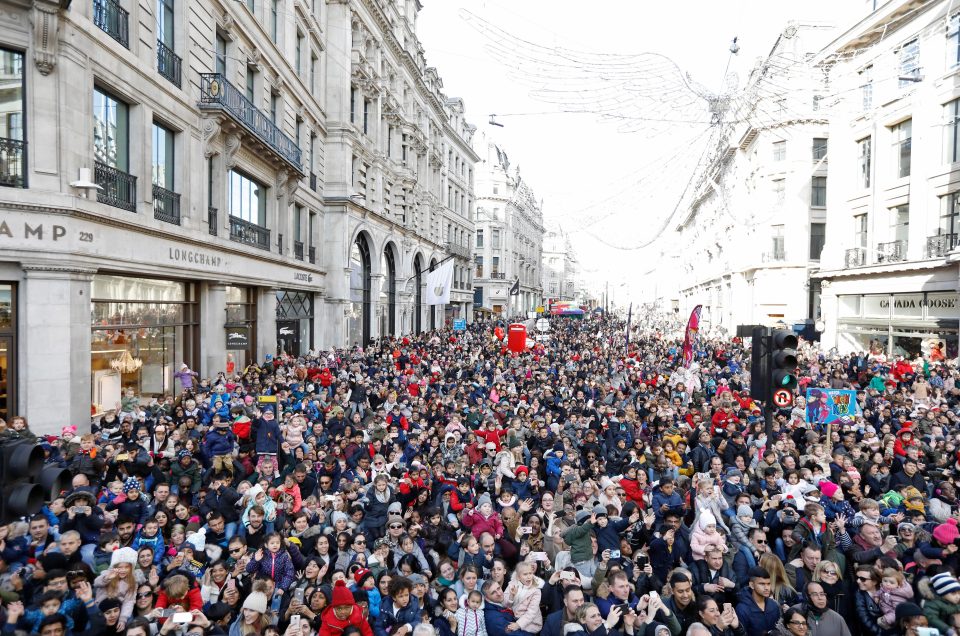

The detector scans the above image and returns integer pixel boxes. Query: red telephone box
[508,323,527,353]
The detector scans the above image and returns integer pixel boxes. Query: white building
[542,224,581,304]
[323,1,478,346]
[815,0,960,359]
[675,25,831,336]
[0,0,475,432]
[472,133,545,315]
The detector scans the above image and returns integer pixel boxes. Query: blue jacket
[651,489,684,521]
[483,601,518,636]
[373,596,421,636]
[203,427,235,458]
[253,416,282,454]
[735,586,781,636]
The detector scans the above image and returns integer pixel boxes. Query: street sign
[453,319,466,331]
[536,306,545,313]
[772,389,793,408]
[535,318,550,332]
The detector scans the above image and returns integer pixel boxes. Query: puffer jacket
[504,582,543,633]
[461,509,504,539]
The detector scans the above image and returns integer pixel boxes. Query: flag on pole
[509,278,520,296]
[425,259,454,306]
[682,305,702,368]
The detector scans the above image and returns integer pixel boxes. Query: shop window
[90,275,198,414]
[0,284,17,422]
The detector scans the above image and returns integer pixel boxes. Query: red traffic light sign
[772,389,793,407]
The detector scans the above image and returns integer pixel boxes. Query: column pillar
[256,287,278,362]
[21,265,94,435]
[201,282,227,377]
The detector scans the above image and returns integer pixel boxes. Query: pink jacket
[690,528,726,561]
[461,510,504,539]
[504,582,543,633]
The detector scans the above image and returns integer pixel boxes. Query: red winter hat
[353,568,373,587]
[515,466,529,476]
[332,580,355,607]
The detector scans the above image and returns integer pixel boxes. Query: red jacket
[711,409,738,435]
[318,605,373,636]
[155,584,203,619]
[619,477,647,509]
[476,428,507,450]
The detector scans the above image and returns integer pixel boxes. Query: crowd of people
[0,314,957,636]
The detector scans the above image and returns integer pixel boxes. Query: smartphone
[159,609,176,618]
[226,578,236,591]
[637,554,648,567]
[723,603,732,613]
[560,571,575,581]
[290,615,301,631]
[531,551,548,562]
[609,549,621,559]
[324,495,336,502]
[519,526,532,535]
[172,613,193,624]
[615,603,630,613]
[294,588,305,604]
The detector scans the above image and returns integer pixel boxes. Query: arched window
[380,246,396,337]
[414,255,423,333]
[349,234,371,345]
[429,258,437,331]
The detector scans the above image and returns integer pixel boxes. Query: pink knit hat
[819,481,839,499]
[934,518,960,545]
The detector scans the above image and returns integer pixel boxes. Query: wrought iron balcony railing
[198,73,302,172]
[93,0,129,48]
[845,247,866,268]
[490,272,506,279]
[0,138,26,188]
[152,184,180,224]
[95,160,137,212]
[308,245,316,264]
[445,241,472,260]
[877,240,906,263]
[229,216,270,250]
[294,240,304,261]
[157,40,182,88]
[208,207,218,236]
[927,233,958,258]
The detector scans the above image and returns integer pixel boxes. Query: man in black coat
[543,584,585,636]
[199,472,241,540]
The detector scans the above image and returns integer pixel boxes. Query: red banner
[682,305,702,368]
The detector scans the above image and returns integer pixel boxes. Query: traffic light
[770,329,799,391]
[0,440,69,524]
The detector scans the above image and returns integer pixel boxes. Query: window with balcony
[228,169,269,249]
[898,39,920,88]
[855,213,868,248]
[156,0,180,87]
[946,99,960,164]
[773,140,785,161]
[93,87,136,211]
[215,34,227,76]
[0,48,25,189]
[476,229,483,248]
[950,12,960,68]
[770,225,784,261]
[475,256,483,278]
[492,256,500,275]
[880,204,909,262]
[246,67,256,104]
[809,222,825,260]
[152,122,179,224]
[811,176,826,207]
[893,119,911,178]
[858,136,872,189]
[270,93,279,124]
[93,0,129,47]
[860,65,873,110]
[813,137,828,162]
[931,193,960,257]
[308,211,316,263]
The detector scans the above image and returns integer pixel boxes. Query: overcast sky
[417,0,865,304]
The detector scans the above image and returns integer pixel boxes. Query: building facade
[816,0,960,359]
[322,1,477,346]
[0,0,474,432]
[542,223,581,304]
[675,26,830,336]
[472,132,545,315]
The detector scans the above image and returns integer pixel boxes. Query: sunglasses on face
[390,524,403,529]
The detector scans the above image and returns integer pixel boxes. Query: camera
[609,550,621,559]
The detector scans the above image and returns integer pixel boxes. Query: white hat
[185,528,206,552]
[247,484,264,500]
[242,591,268,614]
[110,547,138,567]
